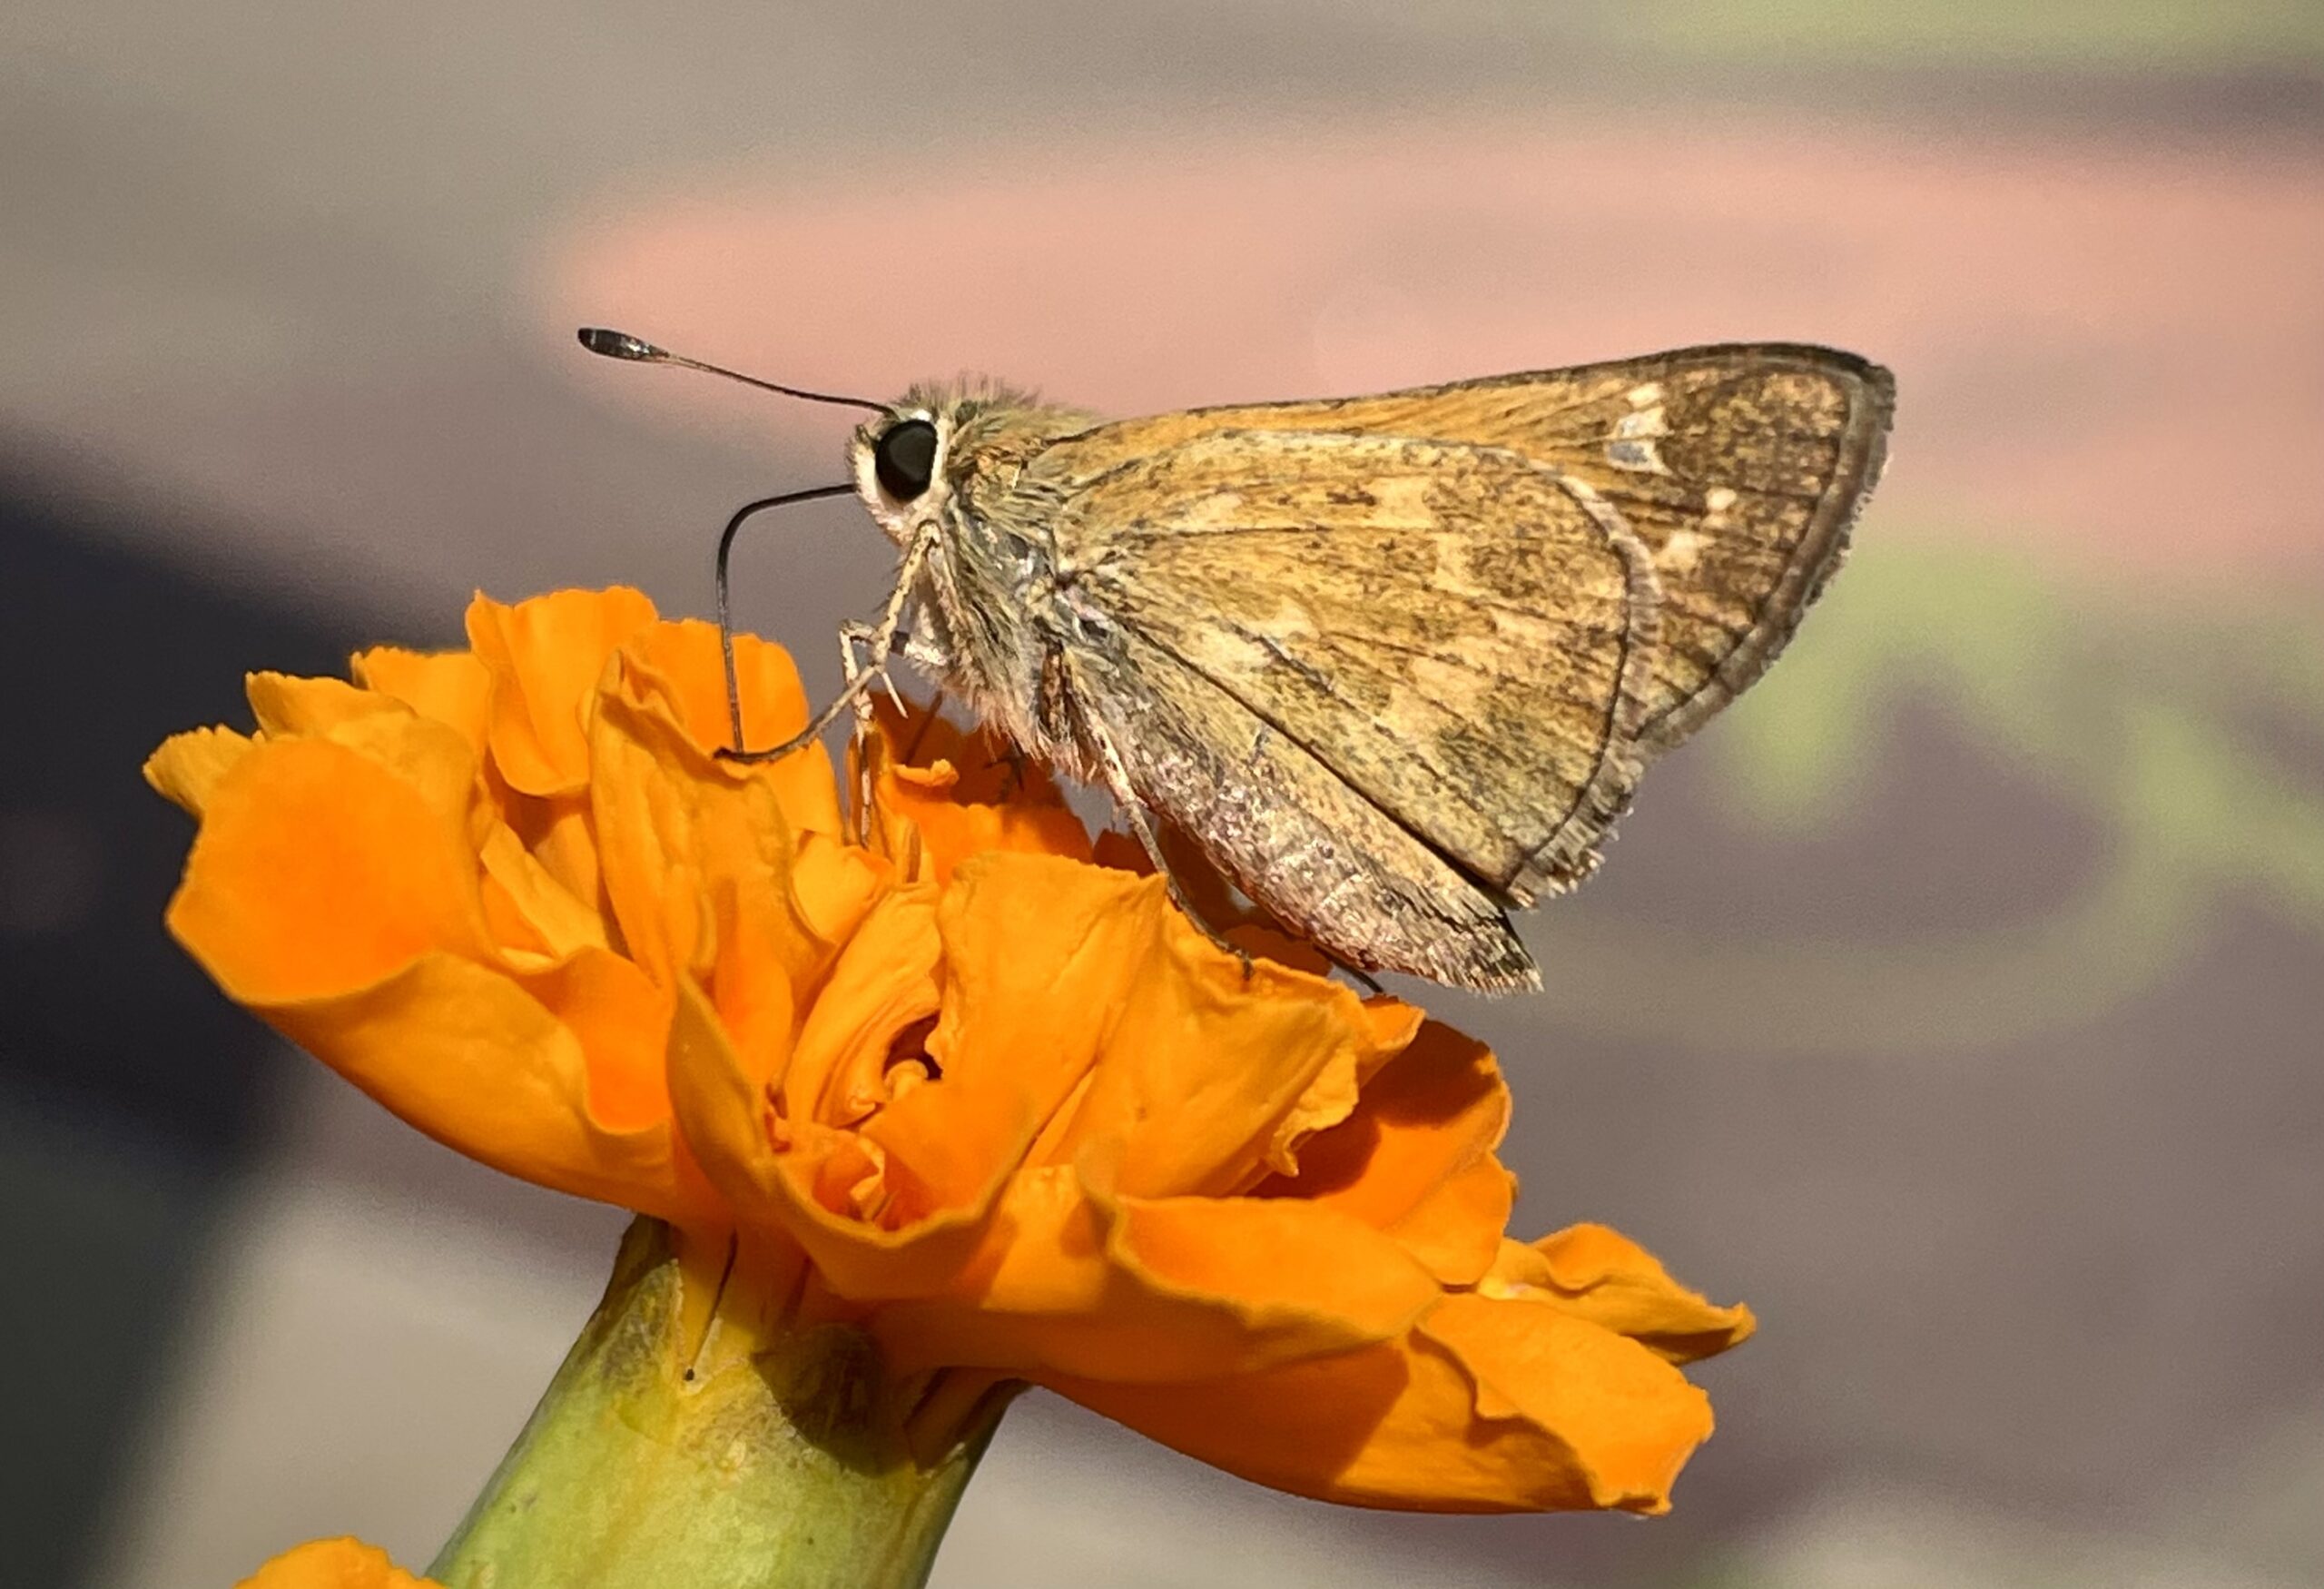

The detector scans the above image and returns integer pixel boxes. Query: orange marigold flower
[149,587,1751,1515]
[235,1538,438,1588]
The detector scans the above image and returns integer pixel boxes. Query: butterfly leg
[834,620,889,841]
[839,621,908,727]
[720,530,934,765]
[1079,712,1254,983]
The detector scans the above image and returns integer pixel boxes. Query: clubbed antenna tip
[577,327,663,361]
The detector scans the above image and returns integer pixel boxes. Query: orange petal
[767,834,897,1012]
[467,587,658,795]
[1250,997,1424,1185]
[478,823,609,958]
[1053,1288,1718,1514]
[1009,873,1398,1198]
[267,949,703,1221]
[168,735,696,1219]
[623,618,842,837]
[667,976,1011,1300]
[923,853,1399,1200]
[665,968,794,1227]
[245,671,400,738]
[513,945,677,1135]
[916,855,1163,1172]
[1256,1021,1512,1283]
[869,1156,1437,1382]
[876,759,1097,883]
[1391,1154,1515,1286]
[166,737,491,1004]
[144,725,256,816]
[586,644,852,993]
[350,645,495,754]
[236,1537,437,1588]
[583,664,714,990]
[1493,1224,1758,1365]
[504,793,604,924]
[242,673,481,830]
[864,706,1094,882]
[874,702,1080,810]
[784,886,942,1128]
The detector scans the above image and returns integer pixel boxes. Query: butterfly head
[849,401,949,548]
[848,380,1088,548]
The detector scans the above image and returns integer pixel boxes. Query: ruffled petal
[1490,1224,1758,1366]
[273,951,703,1220]
[235,1537,437,1588]
[467,587,659,795]
[667,976,1013,1300]
[242,673,480,830]
[868,1155,1438,1381]
[144,725,255,816]
[585,642,857,993]
[1053,1288,1718,1513]
[584,692,711,992]
[784,888,942,1128]
[350,645,495,754]
[165,736,492,1003]
[621,618,842,838]
[1417,1291,1718,1511]
[1256,1021,1512,1284]
[933,854,1398,1199]
[167,733,699,1220]
[865,707,1093,883]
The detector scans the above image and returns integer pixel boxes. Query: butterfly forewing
[1051,344,1893,753]
[1042,429,1658,903]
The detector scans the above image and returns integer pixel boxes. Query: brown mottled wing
[1033,430,1659,952]
[1067,345,1894,753]
[1059,626,1545,991]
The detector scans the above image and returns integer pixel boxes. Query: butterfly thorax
[853,389,1105,774]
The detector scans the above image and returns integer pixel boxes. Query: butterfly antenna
[578,328,883,750]
[577,327,888,416]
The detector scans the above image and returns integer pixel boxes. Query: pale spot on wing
[1183,621,1276,679]
[1614,408,1669,439]
[1407,656,1495,717]
[1186,597,1317,680]
[1176,489,1249,530]
[1370,474,1435,523]
[1704,486,1738,513]
[1659,528,1704,574]
[1257,597,1316,642]
[1626,382,1664,409]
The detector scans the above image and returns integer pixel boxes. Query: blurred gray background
[3,4,2320,1585]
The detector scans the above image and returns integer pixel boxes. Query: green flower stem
[428,1219,1002,1589]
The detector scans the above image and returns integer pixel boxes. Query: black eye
[873,419,939,500]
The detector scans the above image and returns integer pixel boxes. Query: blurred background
[4,3,2320,1585]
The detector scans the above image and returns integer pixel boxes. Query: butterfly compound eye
[873,419,939,500]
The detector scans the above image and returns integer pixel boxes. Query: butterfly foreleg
[720,529,935,766]
[838,620,908,728]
